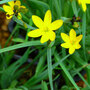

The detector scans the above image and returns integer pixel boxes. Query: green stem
[4,24,19,47]
[71,0,78,17]
[25,18,32,41]
[86,66,90,85]
[82,12,86,61]
[47,47,53,90]
[54,52,80,90]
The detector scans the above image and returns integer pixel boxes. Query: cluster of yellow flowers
[3,0,90,54]
[28,10,83,54]
[3,1,26,19]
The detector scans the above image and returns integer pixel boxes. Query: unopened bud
[18,8,28,14]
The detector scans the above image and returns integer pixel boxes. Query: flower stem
[47,46,53,90]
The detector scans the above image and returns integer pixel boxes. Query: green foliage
[0,0,90,90]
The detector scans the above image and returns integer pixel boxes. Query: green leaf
[35,55,46,76]
[82,12,86,60]
[71,0,78,17]
[0,0,14,4]
[47,47,53,90]
[0,48,30,88]
[41,81,48,90]
[0,41,44,53]
[12,38,25,43]
[27,0,50,13]
[13,16,36,30]
[24,54,70,87]
[54,52,80,90]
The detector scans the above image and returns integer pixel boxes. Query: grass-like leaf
[0,41,44,53]
[47,47,53,90]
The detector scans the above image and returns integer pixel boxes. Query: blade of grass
[49,0,53,12]
[77,70,90,88]
[13,16,36,30]
[1,48,30,88]
[53,0,62,18]
[82,12,86,61]
[71,0,81,34]
[25,18,33,41]
[86,66,90,85]
[4,24,19,47]
[47,47,53,90]
[35,55,46,76]
[0,0,14,4]
[41,81,48,90]
[0,41,45,53]
[54,52,80,90]
[24,54,70,87]
[71,0,78,17]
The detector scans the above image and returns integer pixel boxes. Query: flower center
[71,40,75,45]
[44,27,49,33]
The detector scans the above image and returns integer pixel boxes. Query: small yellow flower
[61,29,83,54]
[78,0,90,12]
[28,10,63,43]
[3,1,26,19]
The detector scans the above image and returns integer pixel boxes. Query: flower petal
[61,43,71,48]
[61,33,70,43]
[32,15,44,28]
[85,0,90,4]
[15,1,21,6]
[73,43,81,49]
[28,29,42,37]
[49,31,56,41]
[69,47,75,54]
[49,20,63,30]
[78,0,81,4]
[76,35,83,43]
[17,13,22,20]
[8,1,14,7]
[40,34,49,43]
[20,6,26,8]
[44,10,52,25]
[69,29,76,41]
[3,5,14,14]
[82,3,87,12]
[6,13,13,19]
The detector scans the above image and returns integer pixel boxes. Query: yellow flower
[28,10,63,43]
[61,29,83,54]
[3,1,26,19]
[78,0,90,12]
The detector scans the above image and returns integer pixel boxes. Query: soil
[0,5,11,48]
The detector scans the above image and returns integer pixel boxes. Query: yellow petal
[69,47,75,54]
[44,10,52,25]
[61,33,70,43]
[82,3,87,12]
[85,0,90,4]
[61,43,71,48]
[20,6,26,8]
[8,1,14,7]
[69,29,76,41]
[40,34,49,43]
[49,31,56,41]
[49,20,63,30]
[15,1,21,7]
[17,13,22,20]
[78,0,81,4]
[3,5,14,15]
[6,13,13,19]
[76,35,83,43]
[32,15,44,28]
[73,43,81,49]
[28,29,42,37]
